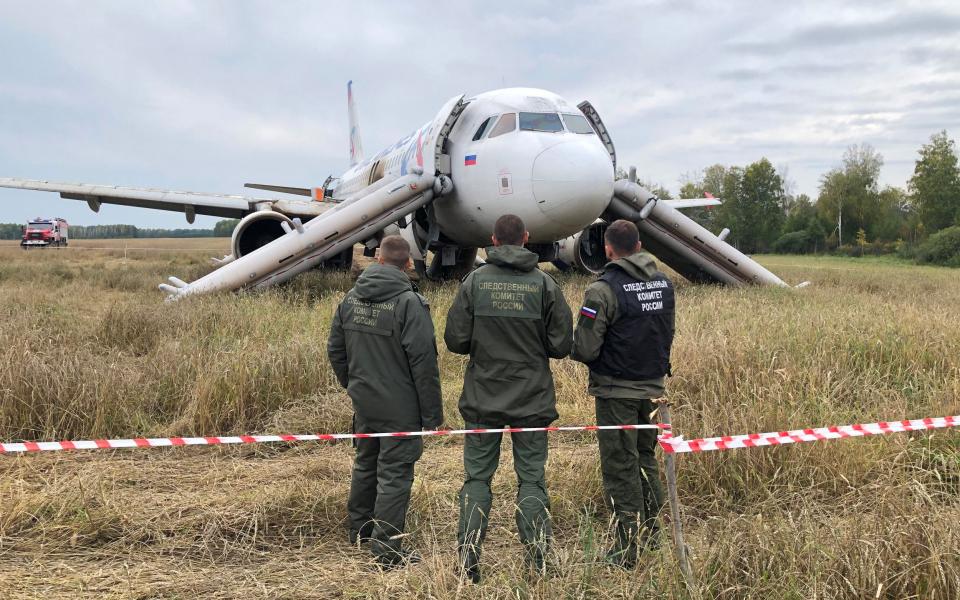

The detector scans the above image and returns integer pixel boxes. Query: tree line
[0,219,240,240]
[664,130,959,262]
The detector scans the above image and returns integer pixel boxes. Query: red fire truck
[20,217,69,248]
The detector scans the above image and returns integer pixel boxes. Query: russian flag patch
[464,154,477,166]
[580,306,598,319]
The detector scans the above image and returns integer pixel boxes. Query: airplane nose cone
[532,141,614,229]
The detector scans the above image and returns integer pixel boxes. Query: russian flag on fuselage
[464,154,477,166]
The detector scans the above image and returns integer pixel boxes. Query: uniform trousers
[347,417,423,558]
[595,397,665,558]
[457,422,552,566]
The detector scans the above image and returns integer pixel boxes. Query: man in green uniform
[327,235,443,569]
[444,214,573,582]
[571,219,675,569]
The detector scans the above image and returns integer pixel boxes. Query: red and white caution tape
[658,415,959,454]
[3,415,956,455]
[0,423,669,454]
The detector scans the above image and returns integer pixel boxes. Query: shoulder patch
[579,305,599,319]
[577,299,603,330]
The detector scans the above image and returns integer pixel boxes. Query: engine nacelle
[231,210,293,258]
[226,210,354,272]
[554,221,608,274]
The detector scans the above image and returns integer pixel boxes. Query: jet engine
[231,210,292,258]
[554,221,608,274]
[221,210,353,271]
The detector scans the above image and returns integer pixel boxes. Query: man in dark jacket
[571,219,674,569]
[327,235,443,569]
[444,214,573,582]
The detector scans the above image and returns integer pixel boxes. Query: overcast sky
[1,0,958,228]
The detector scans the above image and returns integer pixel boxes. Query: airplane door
[577,101,617,172]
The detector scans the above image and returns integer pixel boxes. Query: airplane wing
[661,197,722,210]
[0,178,333,222]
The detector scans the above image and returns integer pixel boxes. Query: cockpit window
[519,112,564,133]
[488,113,517,138]
[472,116,495,141]
[561,113,595,134]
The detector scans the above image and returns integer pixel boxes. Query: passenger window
[472,116,495,141]
[561,113,596,134]
[519,112,564,133]
[488,113,517,138]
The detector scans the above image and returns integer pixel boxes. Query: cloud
[728,9,960,54]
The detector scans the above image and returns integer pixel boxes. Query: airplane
[0,82,786,298]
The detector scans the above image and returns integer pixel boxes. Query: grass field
[0,241,957,599]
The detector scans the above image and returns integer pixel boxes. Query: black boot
[524,543,549,578]
[640,523,662,552]
[374,546,422,571]
[457,545,481,584]
[605,515,639,570]
[348,522,374,545]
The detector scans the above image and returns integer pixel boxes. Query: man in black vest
[571,219,675,569]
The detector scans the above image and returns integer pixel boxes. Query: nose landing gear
[422,246,479,281]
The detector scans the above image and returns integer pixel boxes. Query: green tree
[855,228,868,256]
[874,186,911,242]
[716,159,785,253]
[914,225,960,267]
[817,144,884,246]
[743,158,787,251]
[214,219,240,237]
[51,224,218,239]
[679,164,728,228]
[908,130,960,234]
[783,194,814,233]
[775,194,829,253]
[0,223,24,240]
[702,164,729,199]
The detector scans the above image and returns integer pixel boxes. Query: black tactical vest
[588,266,675,380]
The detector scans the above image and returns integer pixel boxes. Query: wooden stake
[658,401,697,594]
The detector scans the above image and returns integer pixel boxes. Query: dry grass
[0,241,958,599]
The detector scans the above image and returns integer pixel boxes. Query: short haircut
[379,235,410,267]
[493,214,526,246]
[605,219,640,255]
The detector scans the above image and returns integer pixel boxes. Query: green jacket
[328,263,443,432]
[444,245,573,426]
[571,252,673,400]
